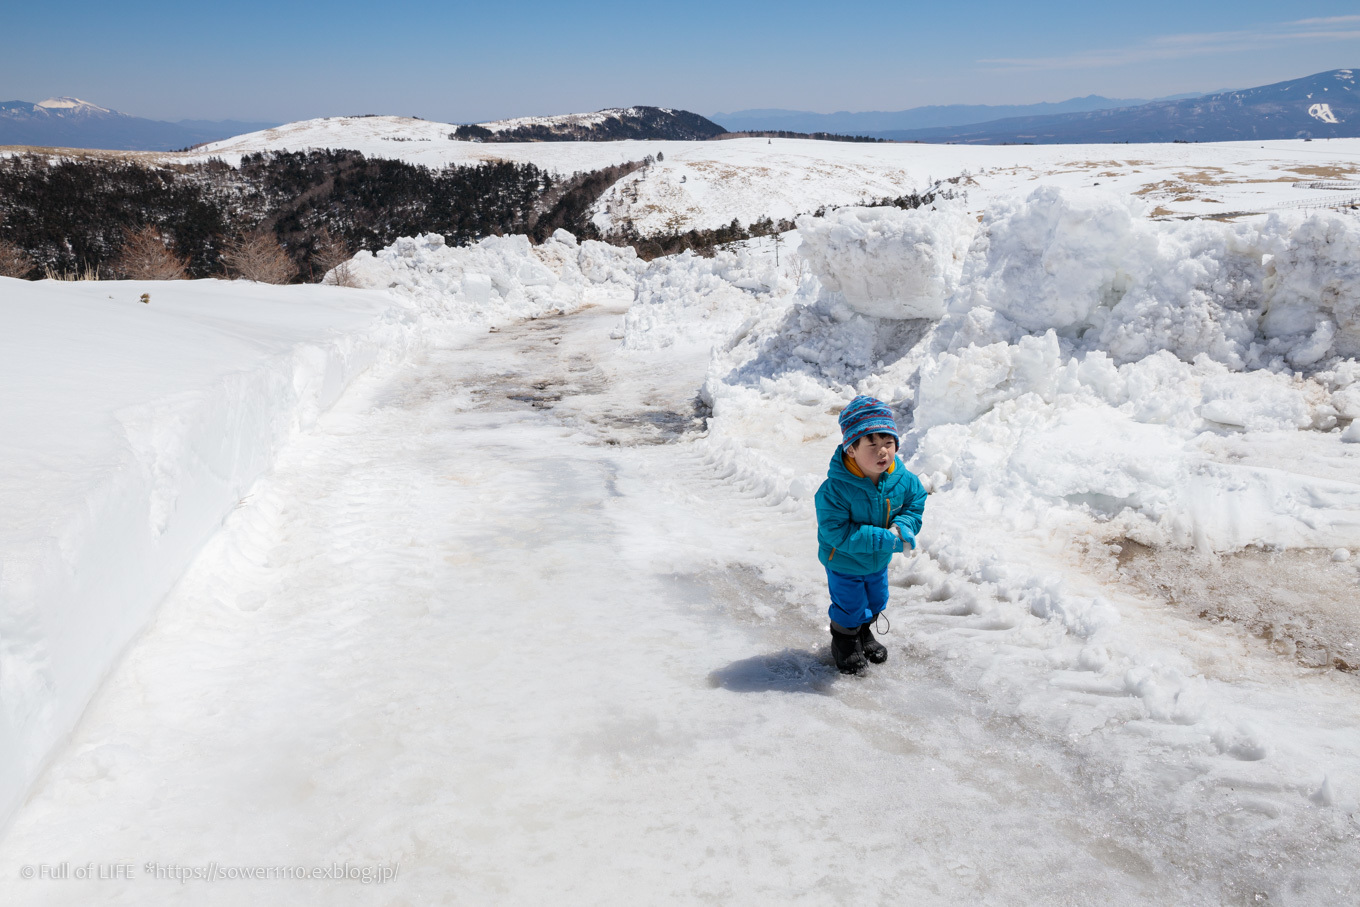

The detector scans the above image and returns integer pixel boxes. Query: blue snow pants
[826,566,889,629]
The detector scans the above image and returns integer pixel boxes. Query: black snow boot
[830,622,867,675]
[858,619,888,664]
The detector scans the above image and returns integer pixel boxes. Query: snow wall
[0,280,421,830]
[0,229,642,831]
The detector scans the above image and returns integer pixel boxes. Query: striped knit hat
[839,395,899,452]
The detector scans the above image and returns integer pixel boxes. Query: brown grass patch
[1175,167,1230,185]
[1134,180,1191,196]
[1114,540,1360,673]
[0,145,176,164]
[1278,164,1360,180]
[1072,160,1144,170]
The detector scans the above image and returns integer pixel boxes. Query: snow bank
[947,186,1360,369]
[789,189,1359,367]
[0,278,419,828]
[912,191,1360,552]
[345,229,643,325]
[796,189,1360,369]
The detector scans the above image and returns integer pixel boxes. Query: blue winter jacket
[815,446,928,576]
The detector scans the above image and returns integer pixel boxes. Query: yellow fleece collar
[842,452,895,479]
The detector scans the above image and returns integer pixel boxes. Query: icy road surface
[1,301,1355,905]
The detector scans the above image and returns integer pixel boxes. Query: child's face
[849,433,897,478]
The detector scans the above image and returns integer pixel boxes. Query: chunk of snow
[1198,372,1312,431]
[795,203,976,320]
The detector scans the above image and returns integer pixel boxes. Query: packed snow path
[0,302,1353,905]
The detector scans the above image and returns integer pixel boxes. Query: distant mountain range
[457,107,725,142]
[877,70,1357,144]
[6,69,1356,151]
[0,98,278,151]
[711,95,1203,134]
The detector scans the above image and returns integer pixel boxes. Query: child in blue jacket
[815,395,928,674]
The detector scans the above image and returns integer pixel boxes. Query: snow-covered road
[0,299,1354,905]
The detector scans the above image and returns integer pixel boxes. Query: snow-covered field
[3,139,1360,902]
[188,116,1360,231]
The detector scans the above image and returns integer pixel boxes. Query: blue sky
[6,1,1360,122]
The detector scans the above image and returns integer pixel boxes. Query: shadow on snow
[707,649,838,695]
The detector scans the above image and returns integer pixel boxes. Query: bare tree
[222,230,296,284]
[0,212,34,279]
[113,225,189,280]
[312,227,358,287]
[0,240,33,279]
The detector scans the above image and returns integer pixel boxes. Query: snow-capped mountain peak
[35,97,112,114]
[0,98,279,151]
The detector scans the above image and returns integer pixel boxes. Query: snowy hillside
[459,106,726,141]
[191,118,1360,231]
[478,108,640,134]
